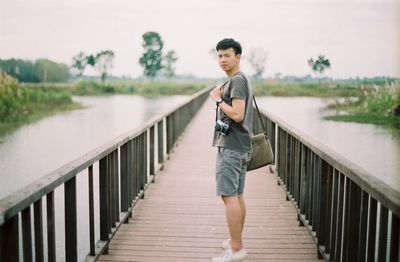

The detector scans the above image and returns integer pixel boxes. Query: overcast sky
[1,0,399,78]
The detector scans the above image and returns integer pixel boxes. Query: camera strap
[214,80,229,123]
[215,105,219,122]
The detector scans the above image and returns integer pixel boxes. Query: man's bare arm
[219,98,245,123]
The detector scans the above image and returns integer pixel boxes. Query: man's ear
[236,54,241,63]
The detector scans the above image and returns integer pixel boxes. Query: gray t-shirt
[212,71,253,153]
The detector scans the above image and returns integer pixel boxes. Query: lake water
[0,95,399,260]
[0,95,188,199]
[0,95,190,261]
[257,96,400,192]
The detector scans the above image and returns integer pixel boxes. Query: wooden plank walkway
[98,100,323,262]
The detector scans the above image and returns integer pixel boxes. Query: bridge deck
[98,100,322,262]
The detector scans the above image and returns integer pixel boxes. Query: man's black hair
[216,38,242,55]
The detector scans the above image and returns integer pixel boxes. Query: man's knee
[221,195,239,205]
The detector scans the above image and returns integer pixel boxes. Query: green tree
[93,50,115,83]
[35,59,69,83]
[163,50,178,79]
[71,52,88,78]
[0,59,40,82]
[139,31,164,78]
[246,48,267,81]
[0,59,69,83]
[308,55,331,82]
[86,54,96,67]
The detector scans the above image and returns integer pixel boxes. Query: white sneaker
[221,239,231,249]
[212,248,247,262]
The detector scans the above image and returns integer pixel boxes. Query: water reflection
[0,95,188,199]
[258,97,400,192]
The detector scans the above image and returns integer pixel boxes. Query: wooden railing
[0,88,209,261]
[253,108,400,262]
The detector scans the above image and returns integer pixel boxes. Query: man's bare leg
[238,194,246,235]
[222,195,245,252]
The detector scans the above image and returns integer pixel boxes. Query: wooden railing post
[88,165,96,256]
[64,177,77,262]
[390,214,400,261]
[128,140,134,208]
[133,137,139,199]
[143,132,148,187]
[0,215,19,261]
[22,206,32,262]
[150,125,155,175]
[166,115,172,154]
[378,205,389,261]
[46,191,56,261]
[343,180,362,261]
[108,152,115,228]
[358,191,369,262]
[99,156,109,254]
[367,197,378,261]
[114,150,119,222]
[34,199,44,261]
[139,134,143,193]
[329,170,339,261]
[299,144,307,217]
[120,143,129,212]
[158,120,164,165]
[318,161,329,248]
[335,173,345,261]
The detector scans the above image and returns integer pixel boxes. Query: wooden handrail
[252,106,400,261]
[0,87,210,261]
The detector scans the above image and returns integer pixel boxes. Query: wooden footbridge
[0,89,399,261]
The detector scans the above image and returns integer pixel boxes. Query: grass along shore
[254,81,400,128]
[23,80,210,96]
[0,77,209,137]
[323,82,400,128]
[1,74,399,138]
[0,73,82,137]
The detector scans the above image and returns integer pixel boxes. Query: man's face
[218,48,240,72]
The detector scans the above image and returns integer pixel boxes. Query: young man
[209,38,253,262]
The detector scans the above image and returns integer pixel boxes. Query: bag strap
[252,95,267,133]
[235,72,267,134]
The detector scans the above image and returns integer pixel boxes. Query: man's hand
[209,83,224,102]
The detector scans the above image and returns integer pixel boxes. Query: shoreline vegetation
[322,82,400,128]
[254,81,400,128]
[1,72,399,137]
[0,75,211,137]
[0,73,83,137]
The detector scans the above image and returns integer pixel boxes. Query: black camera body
[215,119,232,136]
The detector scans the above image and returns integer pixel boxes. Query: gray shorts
[216,147,252,196]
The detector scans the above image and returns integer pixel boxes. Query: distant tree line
[3,33,397,85]
[0,32,179,83]
[0,58,69,83]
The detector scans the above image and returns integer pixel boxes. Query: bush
[0,72,74,131]
[0,73,21,121]
[358,82,400,116]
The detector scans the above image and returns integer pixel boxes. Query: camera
[215,119,232,136]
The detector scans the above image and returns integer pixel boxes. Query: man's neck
[226,66,240,78]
